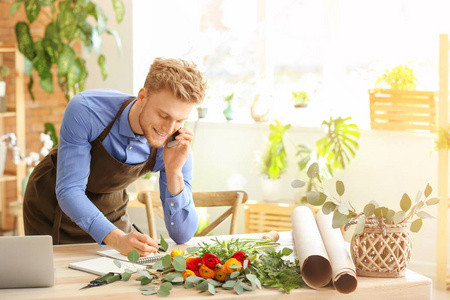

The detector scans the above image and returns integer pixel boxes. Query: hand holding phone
[167,129,180,148]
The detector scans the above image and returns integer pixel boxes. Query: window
[133,0,450,128]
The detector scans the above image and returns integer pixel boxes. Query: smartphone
[167,129,180,148]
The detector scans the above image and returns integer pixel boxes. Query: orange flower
[223,258,242,274]
[198,265,216,279]
[214,269,227,281]
[182,269,196,280]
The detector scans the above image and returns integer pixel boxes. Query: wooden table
[0,232,432,299]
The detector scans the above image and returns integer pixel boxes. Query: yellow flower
[199,265,216,279]
[223,258,242,274]
[170,249,185,258]
[182,269,196,281]
[214,269,227,281]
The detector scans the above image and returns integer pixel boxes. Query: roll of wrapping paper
[315,210,358,294]
[291,206,332,289]
[291,206,358,294]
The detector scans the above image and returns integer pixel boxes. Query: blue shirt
[55,89,198,245]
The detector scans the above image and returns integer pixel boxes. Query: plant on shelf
[295,116,360,203]
[259,120,291,180]
[374,64,417,91]
[10,0,124,101]
[293,162,440,234]
[291,90,310,108]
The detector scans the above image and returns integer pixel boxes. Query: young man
[23,58,207,256]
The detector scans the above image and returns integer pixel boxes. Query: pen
[132,223,165,252]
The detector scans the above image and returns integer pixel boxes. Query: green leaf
[233,281,244,295]
[332,211,348,229]
[207,283,216,295]
[291,179,306,188]
[112,0,125,23]
[160,235,168,251]
[424,183,432,198]
[354,218,365,234]
[184,280,194,289]
[186,246,198,253]
[44,122,58,146]
[172,255,186,272]
[140,277,152,285]
[139,286,156,291]
[136,269,152,278]
[197,280,209,291]
[122,272,132,281]
[322,201,337,214]
[186,275,203,284]
[128,249,140,263]
[416,211,434,219]
[400,193,412,212]
[230,271,240,279]
[164,272,183,283]
[57,4,77,41]
[39,73,53,93]
[306,162,319,179]
[306,191,326,206]
[363,203,375,217]
[222,280,236,289]
[142,290,157,295]
[25,0,40,23]
[161,254,172,267]
[337,203,349,215]
[426,197,440,206]
[336,180,345,196]
[393,211,405,224]
[10,0,24,16]
[410,218,423,232]
[36,0,55,6]
[385,209,395,224]
[57,44,75,75]
[281,247,293,256]
[374,206,389,218]
[95,4,108,35]
[15,22,36,61]
[113,259,121,268]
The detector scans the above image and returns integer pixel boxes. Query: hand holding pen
[132,223,165,253]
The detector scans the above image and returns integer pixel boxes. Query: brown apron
[23,98,158,244]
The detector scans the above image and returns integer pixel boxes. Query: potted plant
[222,92,235,121]
[292,162,440,277]
[0,64,10,113]
[291,90,310,108]
[295,116,360,204]
[258,119,291,201]
[369,64,435,132]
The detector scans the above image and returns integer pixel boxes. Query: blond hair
[144,58,207,104]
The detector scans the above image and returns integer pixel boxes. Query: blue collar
[118,99,147,143]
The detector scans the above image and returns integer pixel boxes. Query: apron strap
[98,97,136,142]
[52,205,63,244]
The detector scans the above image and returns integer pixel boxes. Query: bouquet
[113,235,305,296]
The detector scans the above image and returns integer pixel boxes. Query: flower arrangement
[292,162,440,234]
[1,132,53,166]
[113,235,305,296]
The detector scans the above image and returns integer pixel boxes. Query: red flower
[186,257,202,271]
[202,253,223,270]
[231,251,247,264]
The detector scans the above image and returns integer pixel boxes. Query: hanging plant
[10,0,125,101]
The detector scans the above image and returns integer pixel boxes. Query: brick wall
[1,0,68,230]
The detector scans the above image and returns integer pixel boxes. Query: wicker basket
[350,223,412,277]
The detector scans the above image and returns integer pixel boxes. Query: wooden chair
[244,202,296,233]
[137,190,248,239]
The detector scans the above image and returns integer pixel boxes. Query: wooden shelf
[0,45,16,53]
[0,111,16,118]
[0,174,17,182]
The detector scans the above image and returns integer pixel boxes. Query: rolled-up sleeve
[158,151,198,244]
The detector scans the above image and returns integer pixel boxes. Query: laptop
[0,235,55,288]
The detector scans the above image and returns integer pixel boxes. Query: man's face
[139,88,194,148]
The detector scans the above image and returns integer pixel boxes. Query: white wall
[83,0,448,280]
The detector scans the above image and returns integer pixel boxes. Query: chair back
[137,190,248,239]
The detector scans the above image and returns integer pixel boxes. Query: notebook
[68,256,146,276]
[97,249,165,264]
[0,235,55,288]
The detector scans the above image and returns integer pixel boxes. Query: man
[23,58,207,256]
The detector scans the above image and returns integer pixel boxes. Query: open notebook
[97,249,165,264]
[69,249,165,276]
